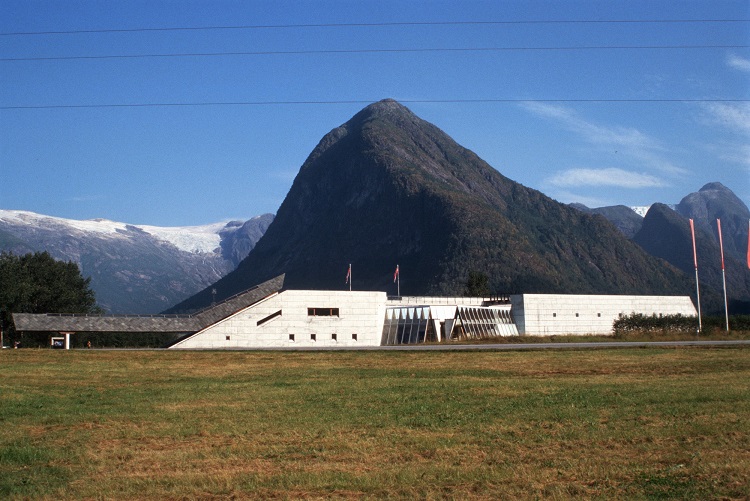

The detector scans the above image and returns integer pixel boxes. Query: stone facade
[170,290,387,349]
[509,294,697,336]
[12,271,698,347]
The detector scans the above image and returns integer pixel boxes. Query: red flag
[345,264,351,284]
[393,264,399,282]
[689,219,698,269]
[717,219,725,271]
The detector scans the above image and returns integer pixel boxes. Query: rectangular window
[575,313,579,317]
[352,333,358,341]
[307,307,340,317]
[257,310,282,326]
[289,334,295,342]
[226,335,231,341]
[552,313,557,318]
[597,313,601,317]
[311,333,316,341]
[331,333,337,341]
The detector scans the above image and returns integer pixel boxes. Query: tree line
[0,251,101,347]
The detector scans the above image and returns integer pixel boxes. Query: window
[226,335,231,341]
[257,310,282,326]
[311,333,316,341]
[308,307,340,317]
[597,313,601,318]
[331,333,337,341]
[352,333,358,341]
[575,313,579,317]
[552,313,557,318]
[289,334,295,342]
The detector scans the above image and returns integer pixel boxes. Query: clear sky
[1,0,748,226]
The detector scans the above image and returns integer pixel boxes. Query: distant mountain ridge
[676,182,750,263]
[170,99,693,313]
[0,210,273,313]
[572,183,750,313]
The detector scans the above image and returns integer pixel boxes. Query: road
[265,340,750,351]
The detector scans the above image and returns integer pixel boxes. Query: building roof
[12,274,285,334]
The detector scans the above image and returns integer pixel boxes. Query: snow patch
[629,204,676,217]
[0,209,234,254]
[630,206,651,217]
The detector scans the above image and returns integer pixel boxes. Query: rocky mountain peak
[169,100,692,313]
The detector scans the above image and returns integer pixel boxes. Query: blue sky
[1,0,748,226]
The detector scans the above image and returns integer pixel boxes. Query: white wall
[510,294,697,336]
[170,290,387,349]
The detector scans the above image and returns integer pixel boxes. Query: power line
[2,19,749,37]
[3,99,747,110]
[3,45,747,62]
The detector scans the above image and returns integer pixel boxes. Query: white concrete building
[509,294,697,336]
[13,274,698,349]
[171,289,387,349]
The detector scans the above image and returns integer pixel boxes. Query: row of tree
[0,251,101,347]
[613,312,750,334]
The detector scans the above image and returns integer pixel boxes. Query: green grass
[1,348,749,499]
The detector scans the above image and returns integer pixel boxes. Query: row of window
[552,313,603,318]
[225,333,358,342]
[288,333,357,342]
[256,308,342,325]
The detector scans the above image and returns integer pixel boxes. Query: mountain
[569,203,644,238]
[0,210,273,313]
[170,99,694,313]
[676,182,750,263]
[633,203,750,314]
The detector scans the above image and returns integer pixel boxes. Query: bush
[613,313,750,336]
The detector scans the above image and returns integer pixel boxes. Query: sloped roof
[12,274,285,334]
[12,313,200,333]
[193,274,285,328]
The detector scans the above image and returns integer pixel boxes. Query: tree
[0,251,101,346]
[464,270,491,297]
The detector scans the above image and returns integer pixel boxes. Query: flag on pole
[689,219,698,269]
[393,264,399,283]
[717,219,730,331]
[345,264,351,284]
[717,219,726,270]
[689,218,702,333]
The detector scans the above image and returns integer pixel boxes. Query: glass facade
[452,306,517,340]
[381,306,437,345]
[381,305,518,345]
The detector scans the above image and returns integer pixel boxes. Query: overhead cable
[3,45,748,62]
[2,19,748,37]
[3,99,748,110]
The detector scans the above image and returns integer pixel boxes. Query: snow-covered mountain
[0,210,273,313]
[629,204,676,217]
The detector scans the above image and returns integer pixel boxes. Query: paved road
[374,340,750,351]
[251,340,750,351]
[47,340,750,351]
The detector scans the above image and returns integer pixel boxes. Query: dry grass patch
[1,348,748,499]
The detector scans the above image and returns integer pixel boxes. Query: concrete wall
[510,294,697,336]
[170,290,387,349]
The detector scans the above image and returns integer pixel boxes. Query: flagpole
[689,219,702,334]
[717,219,729,331]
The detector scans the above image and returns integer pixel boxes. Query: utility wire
[3,99,748,110]
[3,45,747,62]
[2,19,749,36]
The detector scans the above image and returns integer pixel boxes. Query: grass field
[1,348,748,499]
